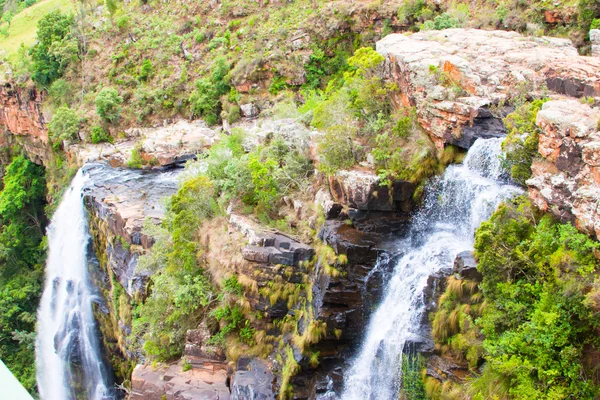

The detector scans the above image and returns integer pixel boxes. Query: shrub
[421,13,461,30]
[48,79,73,107]
[138,59,153,82]
[95,88,123,123]
[472,197,600,398]
[189,57,230,125]
[48,106,80,142]
[501,99,546,185]
[316,126,356,175]
[90,126,112,144]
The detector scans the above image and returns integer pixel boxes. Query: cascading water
[341,138,521,400]
[36,169,115,400]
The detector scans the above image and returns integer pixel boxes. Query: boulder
[328,169,414,212]
[230,214,314,267]
[315,188,343,220]
[527,100,600,239]
[376,29,600,149]
[240,103,259,118]
[453,251,481,281]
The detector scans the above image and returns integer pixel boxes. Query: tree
[0,156,46,395]
[30,11,77,86]
[95,87,123,123]
[48,106,80,142]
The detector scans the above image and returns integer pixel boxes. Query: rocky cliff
[528,100,600,239]
[0,83,51,164]
[377,29,600,149]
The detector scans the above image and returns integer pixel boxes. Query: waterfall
[341,138,521,400]
[36,169,115,400]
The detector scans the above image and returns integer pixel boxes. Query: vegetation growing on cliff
[501,100,547,186]
[428,197,600,399]
[0,155,46,395]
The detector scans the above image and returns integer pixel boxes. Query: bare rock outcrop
[328,169,414,212]
[130,363,230,400]
[69,120,217,168]
[376,29,600,149]
[0,83,51,164]
[527,100,600,239]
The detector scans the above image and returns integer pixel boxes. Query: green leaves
[95,87,123,123]
[30,11,76,86]
[472,197,600,398]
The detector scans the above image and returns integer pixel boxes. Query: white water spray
[36,169,114,400]
[341,138,520,400]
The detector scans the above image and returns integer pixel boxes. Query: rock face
[130,363,230,400]
[230,214,314,267]
[591,29,600,58]
[70,120,217,168]
[84,164,181,295]
[328,169,415,212]
[230,358,275,400]
[0,83,50,164]
[527,100,600,239]
[377,29,600,149]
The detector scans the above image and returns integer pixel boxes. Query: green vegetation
[95,87,123,124]
[189,57,230,125]
[0,155,46,395]
[0,0,72,56]
[429,197,600,399]
[132,176,217,360]
[29,9,76,86]
[90,125,111,144]
[501,100,547,186]
[48,105,79,143]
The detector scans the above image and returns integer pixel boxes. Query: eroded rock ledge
[377,29,600,149]
[528,100,600,239]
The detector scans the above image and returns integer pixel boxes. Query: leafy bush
[95,88,123,123]
[501,99,546,185]
[189,57,230,125]
[316,126,356,175]
[48,106,80,142]
[138,59,154,82]
[30,11,77,86]
[90,126,112,144]
[472,197,600,398]
[421,13,461,30]
[132,176,217,360]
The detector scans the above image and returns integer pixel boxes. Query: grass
[0,0,73,56]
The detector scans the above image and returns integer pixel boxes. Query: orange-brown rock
[527,100,600,239]
[0,83,51,165]
[377,29,600,149]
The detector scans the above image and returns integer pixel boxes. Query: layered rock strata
[528,99,600,239]
[377,29,600,149]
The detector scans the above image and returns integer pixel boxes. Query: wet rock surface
[230,358,276,400]
[527,100,600,239]
[377,29,600,149]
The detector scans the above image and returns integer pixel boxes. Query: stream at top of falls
[340,137,522,400]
